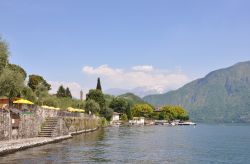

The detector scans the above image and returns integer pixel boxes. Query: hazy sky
[1,0,250,98]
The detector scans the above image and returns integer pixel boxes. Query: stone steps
[38,117,58,137]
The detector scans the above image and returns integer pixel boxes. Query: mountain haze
[144,61,250,123]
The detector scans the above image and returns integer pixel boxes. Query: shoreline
[0,127,99,156]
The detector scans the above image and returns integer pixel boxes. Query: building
[129,117,145,125]
[111,112,120,122]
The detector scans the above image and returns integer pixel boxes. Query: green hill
[118,93,147,106]
[143,61,250,123]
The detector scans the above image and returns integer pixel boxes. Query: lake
[1,124,250,164]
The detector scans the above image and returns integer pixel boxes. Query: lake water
[1,124,250,164]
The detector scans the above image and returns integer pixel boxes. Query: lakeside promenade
[0,127,99,156]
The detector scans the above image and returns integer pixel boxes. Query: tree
[121,114,128,121]
[132,104,153,117]
[65,87,72,98]
[21,87,36,102]
[109,97,128,113]
[7,64,27,80]
[96,77,102,91]
[160,105,189,121]
[56,85,66,97]
[85,99,100,114]
[28,74,51,91]
[0,68,24,99]
[86,89,105,109]
[35,83,49,105]
[125,104,133,120]
[0,37,9,75]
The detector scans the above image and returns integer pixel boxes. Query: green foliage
[159,105,189,121]
[65,87,72,98]
[121,113,128,121]
[86,89,105,109]
[132,104,153,118]
[96,77,102,91]
[0,68,24,98]
[43,96,59,107]
[7,64,27,80]
[144,61,250,123]
[56,86,72,98]
[85,99,100,114]
[56,85,66,97]
[109,97,128,113]
[28,74,51,91]
[125,104,133,120]
[21,87,36,102]
[0,37,9,75]
[101,107,113,121]
[35,83,49,105]
[104,94,115,107]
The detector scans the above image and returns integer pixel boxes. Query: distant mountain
[118,93,147,106]
[143,61,250,123]
[105,87,161,97]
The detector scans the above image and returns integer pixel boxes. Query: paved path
[0,135,72,155]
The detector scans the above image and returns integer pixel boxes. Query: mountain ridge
[143,61,250,123]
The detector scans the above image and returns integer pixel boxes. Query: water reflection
[1,125,250,164]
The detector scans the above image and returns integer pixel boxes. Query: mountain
[105,87,161,97]
[118,93,147,106]
[143,61,250,123]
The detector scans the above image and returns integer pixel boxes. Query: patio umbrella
[13,99,34,105]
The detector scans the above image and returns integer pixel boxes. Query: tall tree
[0,37,9,75]
[86,89,105,109]
[28,75,51,91]
[56,85,66,97]
[65,87,72,98]
[96,77,102,91]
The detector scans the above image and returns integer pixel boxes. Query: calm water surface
[1,124,250,164]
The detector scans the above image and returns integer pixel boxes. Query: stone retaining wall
[0,107,99,141]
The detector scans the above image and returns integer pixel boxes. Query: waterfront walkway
[0,135,72,155]
[0,127,99,156]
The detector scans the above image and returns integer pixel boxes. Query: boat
[178,121,196,126]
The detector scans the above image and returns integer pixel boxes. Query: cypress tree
[96,77,102,91]
[56,85,66,97]
[65,87,72,98]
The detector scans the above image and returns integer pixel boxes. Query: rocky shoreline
[0,127,99,156]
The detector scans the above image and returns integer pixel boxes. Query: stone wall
[0,107,100,141]
[63,116,99,134]
[0,111,11,140]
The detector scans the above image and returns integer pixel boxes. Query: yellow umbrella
[67,107,85,113]
[13,99,34,105]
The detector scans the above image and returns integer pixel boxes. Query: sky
[0,0,250,98]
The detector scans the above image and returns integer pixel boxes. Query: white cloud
[82,65,191,94]
[132,65,154,72]
[49,81,88,99]
[82,65,123,76]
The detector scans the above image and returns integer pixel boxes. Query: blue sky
[1,0,250,97]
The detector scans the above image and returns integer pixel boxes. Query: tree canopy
[28,74,51,91]
[86,89,105,109]
[85,99,100,114]
[0,37,9,75]
[160,105,189,121]
[132,104,153,117]
[7,64,27,80]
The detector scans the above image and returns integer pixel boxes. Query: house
[111,112,120,122]
[129,117,145,125]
